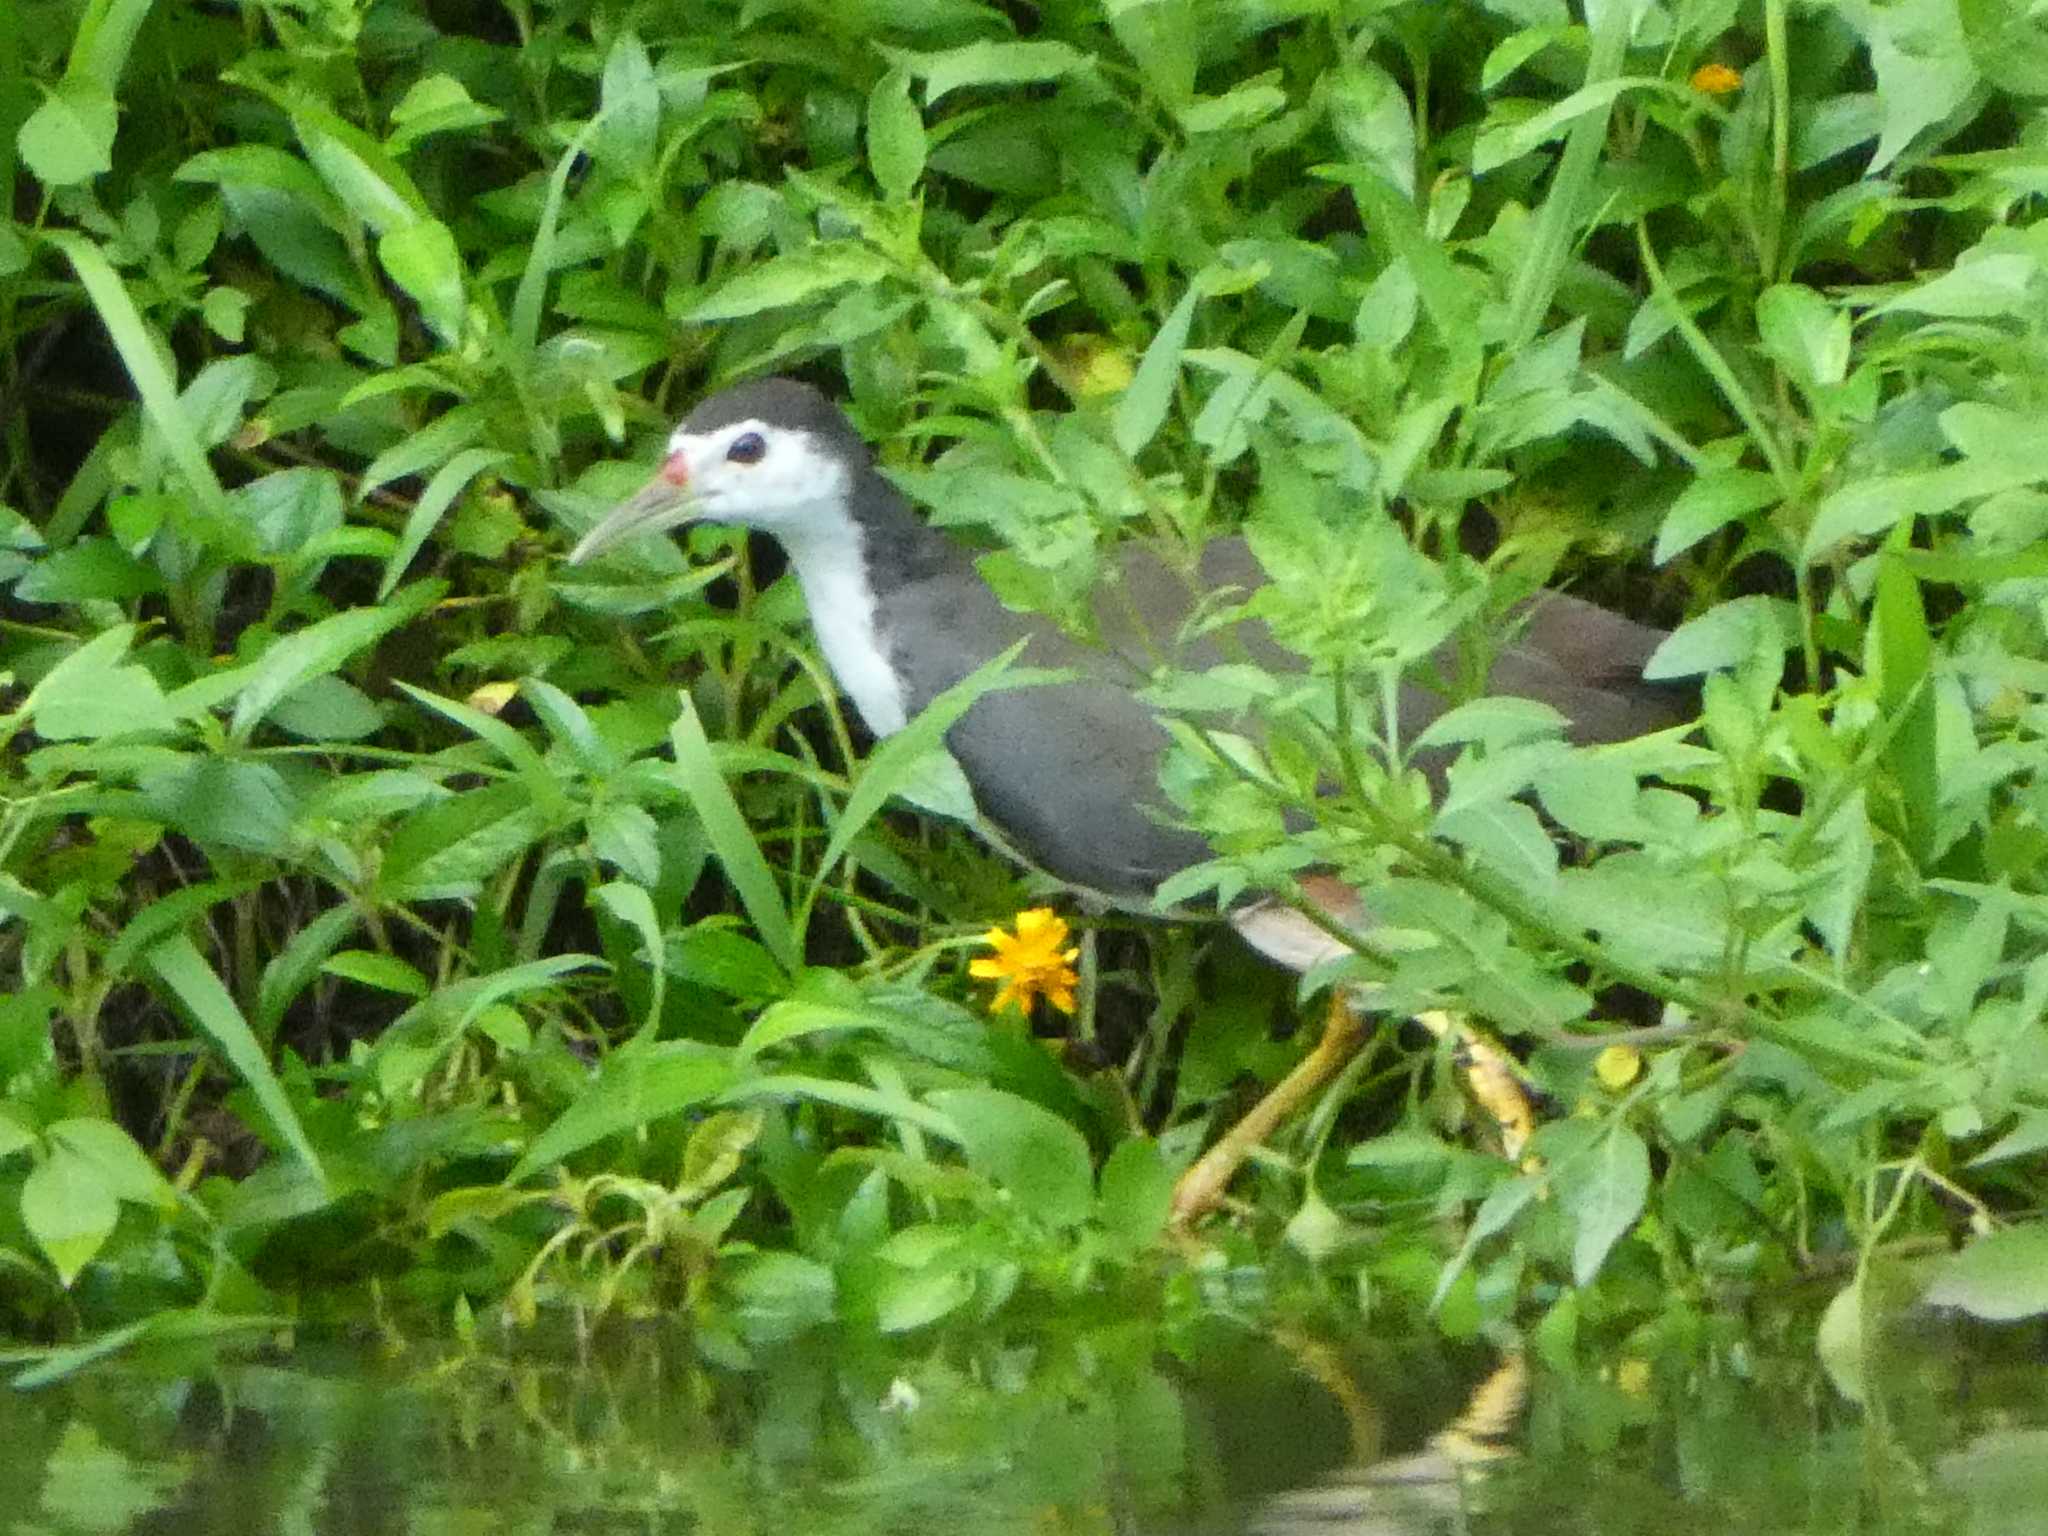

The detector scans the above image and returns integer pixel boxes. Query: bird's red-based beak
[567,451,699,565]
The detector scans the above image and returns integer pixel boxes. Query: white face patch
[671,417,908,736]
[668,418,852,540]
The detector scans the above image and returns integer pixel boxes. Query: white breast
[782,524,908,736]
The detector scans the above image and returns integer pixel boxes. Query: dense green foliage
[5,0,2048,1375]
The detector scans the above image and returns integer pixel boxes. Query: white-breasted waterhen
[569,377,1686,1224]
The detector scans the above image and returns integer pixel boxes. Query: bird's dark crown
[683,378,870,459]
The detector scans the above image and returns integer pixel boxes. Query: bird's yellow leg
[1169,990,1365,1228]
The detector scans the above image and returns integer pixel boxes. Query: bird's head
[568,378,872,563]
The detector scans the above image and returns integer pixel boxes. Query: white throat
[779,519,909,737]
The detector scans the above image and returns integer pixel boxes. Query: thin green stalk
[1761,0,1792,281]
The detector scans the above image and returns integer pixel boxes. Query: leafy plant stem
[1635,223,1794,489]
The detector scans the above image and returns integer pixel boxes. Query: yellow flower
[970,908,1080,1016]
[1690,62,1742,95]
[1595,1043,1643,1090]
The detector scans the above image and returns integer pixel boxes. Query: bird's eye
[726,432,767,465]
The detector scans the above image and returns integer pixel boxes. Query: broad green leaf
[397,680,572,825]
[866,68,926,202]
[509,1042,738,1181]
[680,244,896,323]
[1923,1224,2048,1320]
[1757,284,1850,388]
[12,537,161,603]
[724,1251,836,1343]
[256,906,360,1039]
[1106,0,1196,107]
[231,602,416,742]
[104,878,251,978]
[1097,1136,1175,1249]
[69,0,157,90]
[1473,76,1690,173]
[1873,249,2038,320]
[593,31,658,174]
[46,1119,173,1208]
[1413,697,1568,753]
[1327,59,1415,196]
[18,77,116,185]
[321,950,431,997]
[928,1087,1095,1229]
[906,40,1090,105]
[723,1075,963,1142]
[377,218,465,341]
[1560,1125,1650,1285]
[292,103,427,232]
[1654,467,1782,564]
[593,879,665,1035]
[22,1148,119,1286]
[23,623,178,740]
[1644,596,1798,678]
[144,934,324,1183]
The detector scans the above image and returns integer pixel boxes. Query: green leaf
[1643,596,1798,678]
[1757,284,1850,389]
[13,537,162,603]
[927,1087,1095,1229]
[1114,273,1208,457]
[22,1148,118,1286]
[292,103,427,233]
[593,31,658,174]
[1654,467,1782,564]
[321,950,430,998]
[18,77,116,185]
[679,244,895,323]
[377,218,465,342]
[45,232,228,518]
[23,624,178,740]
[231,601,417,743]
[1872,556,1938,865]
[907,40,1090,105]
[509,1042,738,1181]
[1923,1225,2048,1321]
[1327,59,1415,197]
[593,879,665,1036]
[144,934,325,1184]
[397,680,571,825]
[46,1119,172,1208]
[803,640,1029,922]
[665,694,800,973]
[381,448,507,600]
[1106,0,1195,107]
[1097,1137,1175,1249]
[1473,76,1690,174]
[866,68,926,202]
[1560,1125,1649,1285]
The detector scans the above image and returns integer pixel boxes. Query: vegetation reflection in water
[3,1310,2045,1536]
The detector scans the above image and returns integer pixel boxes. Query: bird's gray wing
[881,570,1214,902]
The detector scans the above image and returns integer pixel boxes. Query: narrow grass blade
[45,232,226,518]
[665,693,801,972]
[144,934,325,1185]
[801,639,1030,930]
